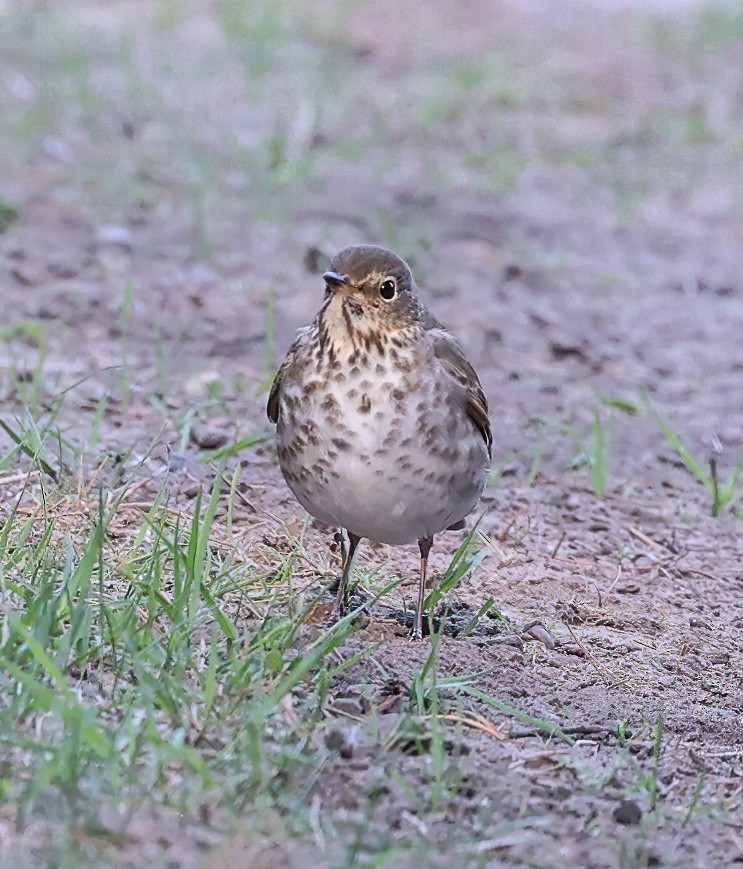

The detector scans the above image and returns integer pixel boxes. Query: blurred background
[1,0,742,487]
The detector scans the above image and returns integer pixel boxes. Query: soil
[1,0,742,866]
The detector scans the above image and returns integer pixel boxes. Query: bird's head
[319,245,422,340]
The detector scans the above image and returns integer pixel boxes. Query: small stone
[329,695,367,718]
[324,727,357,759]
[324,728,345,752]
[503,263,523,281]
[183,481,201,499]
[523,623,556,650]
[190,423,229,450]
[613,799,642,825]
[689,617,712,629]
[188,264,219,286]
[10,265,43,287]
[168,451,187,472]
[95,224,133,249]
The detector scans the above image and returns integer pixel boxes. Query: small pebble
[613,799,642,825]
[168,451,187,472]
[523,623,556,650]
[190,423,229,450]
[95,224,133,249]
[329,695,367,718]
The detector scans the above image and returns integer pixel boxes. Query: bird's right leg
[411,536,434,641]
[331,531,361,620]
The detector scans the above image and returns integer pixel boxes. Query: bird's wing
[266,328,310,424]
[427,326,492,458]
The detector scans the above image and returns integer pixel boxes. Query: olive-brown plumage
[268,245,491,638]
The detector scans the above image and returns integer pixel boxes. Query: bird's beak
[323,271,350,291]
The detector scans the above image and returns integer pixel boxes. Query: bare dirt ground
[1,1,742,866]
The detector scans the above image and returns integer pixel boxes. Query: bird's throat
[318,293,373,354]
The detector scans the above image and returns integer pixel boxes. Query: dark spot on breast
[332,437,351,451]
[359,394,371,413]
[311,462,328,480]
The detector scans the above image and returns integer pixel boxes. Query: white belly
[276,353,489,545]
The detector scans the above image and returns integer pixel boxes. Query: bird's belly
[276,371,489,545]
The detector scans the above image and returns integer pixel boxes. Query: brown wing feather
[266,329,310,424]
[266,364,284,423]
[428,327,492,458]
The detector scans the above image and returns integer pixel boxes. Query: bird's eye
[379,278,397,300]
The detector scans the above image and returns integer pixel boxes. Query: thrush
[267,245,492,639]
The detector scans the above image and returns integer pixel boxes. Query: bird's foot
[408,612,425,642]
[329,601,347,623]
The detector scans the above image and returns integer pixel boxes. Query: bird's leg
[412,536,434,641]
[334,529,347,566]
[328,530,346,593]
[332,531,361,620]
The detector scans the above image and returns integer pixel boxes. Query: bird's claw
[330,602,347,623]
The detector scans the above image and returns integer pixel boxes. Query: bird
[267,245,492,639]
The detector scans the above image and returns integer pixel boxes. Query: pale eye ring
[379,277,397,300]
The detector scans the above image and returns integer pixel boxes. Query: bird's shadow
[310,580,511,639]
